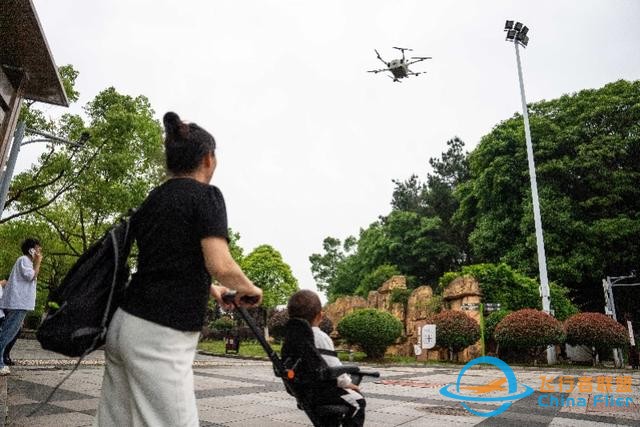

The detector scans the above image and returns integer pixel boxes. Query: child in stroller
[222,291,378,427]
[285,290,366,427]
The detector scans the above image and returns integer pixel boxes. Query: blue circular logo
[439,356,534,417]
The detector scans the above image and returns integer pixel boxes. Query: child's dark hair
[21,238,40,256]
[287,289,322,324]
[163,112,216,174]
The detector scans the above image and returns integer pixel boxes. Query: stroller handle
[220,291,286,377]
[221,290,260,306]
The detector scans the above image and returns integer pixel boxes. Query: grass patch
[198,339,281,358]
[198,340,426,365]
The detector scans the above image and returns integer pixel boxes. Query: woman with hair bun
[95,112,262,427]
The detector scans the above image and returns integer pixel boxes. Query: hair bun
[163,112,182,137]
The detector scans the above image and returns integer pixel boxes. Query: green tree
[455,80,640,313]
[438,263,577,321]
[1,67,165,320]
[227,228,245,264]
[313,210,459,301]
[241,244,298,308]
[355,264,400,297]
[309,236,355,294]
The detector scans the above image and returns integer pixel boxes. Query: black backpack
[36,214,135,357]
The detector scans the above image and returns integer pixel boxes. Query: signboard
[628,321,636,347]
[421,324,436,349]
[414,344,422,356]
[461,303,480,311]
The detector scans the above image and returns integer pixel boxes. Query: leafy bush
[337,309,403,359]
[484,309,511,342]
[415,294,443,315]
[433,310,480,359]
[210,317,235,333]
[267,309,289,341]
[494,309,564,363]
[565,312,629,365]
[438,263,578,320]
[390,288,412,306]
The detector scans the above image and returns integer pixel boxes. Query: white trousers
[95,308,200,427]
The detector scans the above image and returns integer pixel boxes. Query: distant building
[0,0,68,189]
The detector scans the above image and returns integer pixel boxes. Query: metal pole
[0,122,25,214]
[604,277,620,367]
[513,41,556,364]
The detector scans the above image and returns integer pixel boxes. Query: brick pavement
[2,340,639,426]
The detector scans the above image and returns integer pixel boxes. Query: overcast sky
[21,0,640,299]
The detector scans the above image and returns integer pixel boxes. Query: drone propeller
[392,46,413,51]
[411,56,432,60]
[374,49,388,66]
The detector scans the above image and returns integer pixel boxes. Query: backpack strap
[318,348,338,358]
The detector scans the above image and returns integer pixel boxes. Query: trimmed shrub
[433,310,480,360]
[565,312,629,366]
[337,309,403,359]
[494,309,564,363]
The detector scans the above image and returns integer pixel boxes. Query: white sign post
[421,324,436,350]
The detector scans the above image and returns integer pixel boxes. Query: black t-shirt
[121,178,229,331]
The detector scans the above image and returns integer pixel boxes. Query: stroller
[223,293,380,427]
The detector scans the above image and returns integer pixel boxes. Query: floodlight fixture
[504,19,530,47]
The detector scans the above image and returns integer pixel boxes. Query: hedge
[337,309,403,359]
[494,309,564,363]
[565,312,629,365]
[433,310,480,356]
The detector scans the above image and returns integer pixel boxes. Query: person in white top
[287,290,366,427]
[0,238,42,375]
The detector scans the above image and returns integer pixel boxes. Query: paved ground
[1,340,639,426]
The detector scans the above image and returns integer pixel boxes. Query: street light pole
[0,123,87,214]
[504,20,555,364]
[0,122,26,214]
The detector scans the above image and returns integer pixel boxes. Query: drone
[368,47,431,82]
